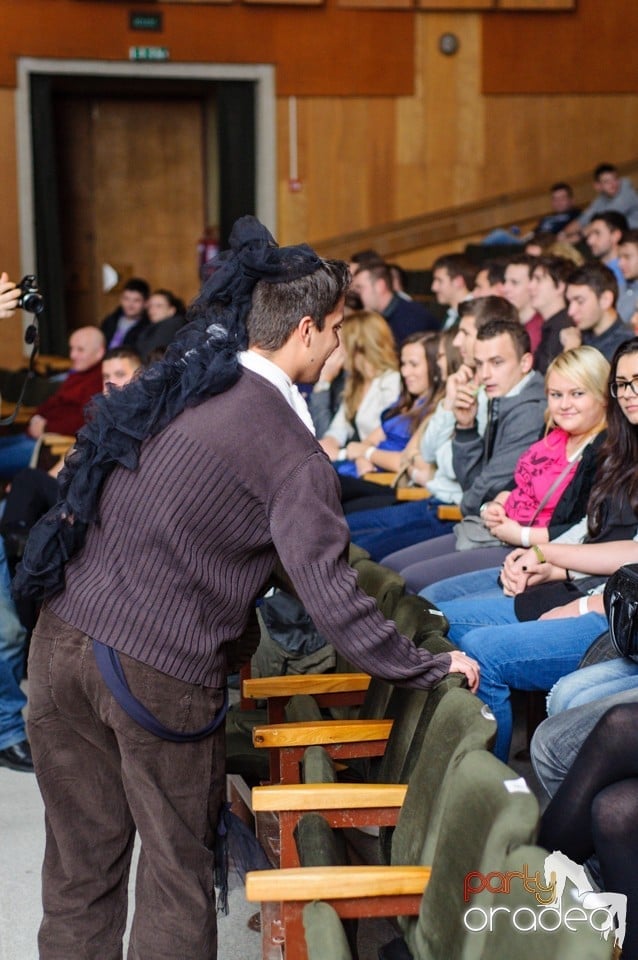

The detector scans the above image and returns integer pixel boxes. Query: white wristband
[520,527,531,548]
[578,595,589,615]
[365,446,376,461]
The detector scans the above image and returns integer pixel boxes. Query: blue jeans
[531,685,638,800]
[547,657,638,716]
[420,566,505,605]
[437,594,609,762]
[347,498,454,562]
[0,537,28,749]
[0,433,37,480]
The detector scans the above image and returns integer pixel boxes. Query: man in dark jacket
[100,276,150,350]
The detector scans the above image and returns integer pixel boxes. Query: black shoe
[0,739,34,773]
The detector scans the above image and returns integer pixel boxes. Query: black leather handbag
[604,564,638,660]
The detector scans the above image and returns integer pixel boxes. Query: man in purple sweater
[19,219,478,960]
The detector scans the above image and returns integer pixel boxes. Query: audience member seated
[502,253,544,354]
[1,348,143,561]
[483,182,582,247]
[564,162,638,242]
[618,229,638,325]
[562,262,633,360]
[101,348,143,393]
[0,535,32,771]
[135,289,186,362]
[307,341,346,439]
[100,277,150,350]
[430,253,476,330]
[343,299,491,553]
[348,305,547,559]
[531,678,638,801]
[426,337,638,762]
[529,255,574,373]
[535,181,582,236]
[384,346,608,593]
[350,260,438,344]
[538,703,638,959]
[320,310,400,463]
[525,231,558,258]
[472,260,506,298]
[338,332,446,509]
[0,326,106,480]
[584,210,628,292]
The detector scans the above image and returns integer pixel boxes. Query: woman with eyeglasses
[423,338,638,762]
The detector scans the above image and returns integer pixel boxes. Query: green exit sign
[130,12,163,31]
[129,46,170,62]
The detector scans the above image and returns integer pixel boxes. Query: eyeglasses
[610,376,638,398]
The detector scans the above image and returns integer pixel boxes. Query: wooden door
[55,95,206,330]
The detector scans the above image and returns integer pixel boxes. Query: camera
[16,275,44,315]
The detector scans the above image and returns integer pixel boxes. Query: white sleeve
[551,517,588,544]
[323,402,353,448]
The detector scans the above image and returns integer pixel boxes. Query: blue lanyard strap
[93,639,228,742]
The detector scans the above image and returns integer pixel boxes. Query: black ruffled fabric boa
[13,216,322,601]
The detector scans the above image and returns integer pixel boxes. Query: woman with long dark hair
[429,338,638,761]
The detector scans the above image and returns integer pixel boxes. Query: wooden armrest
[246,865,431,902]
[0,402,37,426]
[252,782,407,812]
[437,504,462,521]
[360,472,397,487]
[396,487,431,501]
[252,719,393,749]
[42,433,75,456]
[243,673,370,700]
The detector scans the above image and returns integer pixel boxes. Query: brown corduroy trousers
[27,606,226,960]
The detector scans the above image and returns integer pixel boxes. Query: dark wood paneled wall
[0,0,414,96]
[483,0,638,93]
[2,0,638,366]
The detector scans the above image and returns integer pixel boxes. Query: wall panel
[0,0,415,97]
[0,87,23,368]
[3,1,638,368]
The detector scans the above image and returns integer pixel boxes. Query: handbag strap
[528,436,592,525]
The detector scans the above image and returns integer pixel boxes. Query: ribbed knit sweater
[49,369,451,689]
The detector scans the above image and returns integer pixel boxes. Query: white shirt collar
[239,350,315,436]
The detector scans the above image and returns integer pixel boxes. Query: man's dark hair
[123,277,150,299]
[460,295,518,331]
[350,248,381,268]
[566,263,619,306]
[588,210,629,234]
[387,262,408,291]
[621,229,638,247]
[246,259,350,351]
[550,181,573,196]
[476,317,531,360]
[103,347,142,365]
[480,260,507,286]
[431,254,477,291]
[356,260,393,291]
[532,255,573,288]
[594,163,618,180]
[506,253,538,275]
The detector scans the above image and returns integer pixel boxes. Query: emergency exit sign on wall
[130,12,163,31]
[129,46,170,61]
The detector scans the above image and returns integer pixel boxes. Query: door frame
[15,56,276,280]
